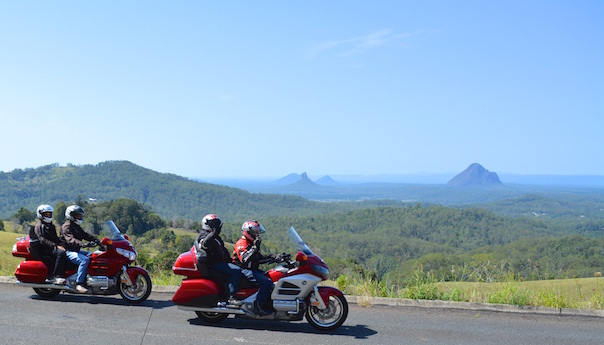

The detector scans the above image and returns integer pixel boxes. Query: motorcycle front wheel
[195,311,229,323]
[118,273,152,304]
[305,294,348,331]
[33,287,61,298]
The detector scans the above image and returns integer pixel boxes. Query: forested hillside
[2,161,603,284]
[0,161,397,220]
[257,205,604,282]
[3,196,603,283]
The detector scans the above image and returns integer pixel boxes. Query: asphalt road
[0,282,602,345]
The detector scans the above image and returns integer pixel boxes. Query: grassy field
[337,274,604,309]
[0,225,28,276]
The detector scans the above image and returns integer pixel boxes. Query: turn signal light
[296,251,307,264]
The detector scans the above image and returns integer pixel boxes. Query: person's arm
[82,230,97,243]
[61,224,86,248]
[197,231,217,250]
[239,242,260,265]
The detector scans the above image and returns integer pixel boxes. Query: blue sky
[1,1,602,180]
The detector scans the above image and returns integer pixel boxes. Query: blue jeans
[66,250,91,284]
[208,262,243,295]
[241,268,274,307]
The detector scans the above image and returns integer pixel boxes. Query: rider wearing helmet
[233,220,276,315]
[29,204,67,284]
[60,205,99,293]
[194,214,244,307]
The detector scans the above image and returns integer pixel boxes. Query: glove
[268,253,277,260]
[83,242,94,248]
[253,237,262,247]
[212,226,222,235]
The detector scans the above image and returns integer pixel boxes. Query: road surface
[0,282,601,345]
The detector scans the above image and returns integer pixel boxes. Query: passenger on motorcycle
[233,220,276,316]
[29,204,67,284]
[195,214,244,307]
[60,205,100,293]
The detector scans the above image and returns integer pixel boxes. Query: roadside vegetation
[335,270,603,310]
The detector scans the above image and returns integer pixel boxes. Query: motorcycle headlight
[311,264,330,280]
[116,248,137,261]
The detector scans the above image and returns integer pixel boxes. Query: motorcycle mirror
[101,238,113,246]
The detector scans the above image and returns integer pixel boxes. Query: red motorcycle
[171,226,348,331]
[12,220,152,304]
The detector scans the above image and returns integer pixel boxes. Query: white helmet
[65,205,85,225]
[36,204,54,224]
[241,220,265,241]
[201,214,222,232]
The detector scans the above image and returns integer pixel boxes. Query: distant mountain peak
[275,173,301,185]
[447,163,502,187]
[316,175,339,186]
[294,172,317,186]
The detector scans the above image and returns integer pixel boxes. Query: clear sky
[1,1,602,180]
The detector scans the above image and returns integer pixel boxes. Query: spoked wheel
[118,273,152,304]
[195,311,229,323]
[33,287,61,298]
[305,294,348,331]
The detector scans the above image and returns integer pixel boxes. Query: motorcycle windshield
[101,220,127,241]
[288,226,313,256]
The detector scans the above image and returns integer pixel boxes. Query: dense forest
[4,198,603,284]
[2,161,603,285]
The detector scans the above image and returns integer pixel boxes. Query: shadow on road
[30,292,174,309]
[187,317,377,339]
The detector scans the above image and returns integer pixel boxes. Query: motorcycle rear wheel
[118,273,152,304]
[305,294,348,331]
[195,311,229,323]
[33,287,61,298]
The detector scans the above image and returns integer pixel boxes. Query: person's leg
[208,262,243,303]
[252,270,274,309]
[65,251,90,291]
[51,247,66,277]
[225,263,244,294]
[75,251,91,284]
[48,247,66,284]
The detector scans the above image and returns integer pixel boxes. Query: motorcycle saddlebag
[15,260,48,283]
[172,278,222,306]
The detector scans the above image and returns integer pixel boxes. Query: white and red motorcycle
[171,226,348,331]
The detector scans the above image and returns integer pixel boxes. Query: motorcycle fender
[172,278,222,307]
[124,266,149,283]
[312,286,345,308]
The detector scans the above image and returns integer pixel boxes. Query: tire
[118,273,152,304]
[195,311,229,323]
[33,287,61,298]
[305,294,348,331]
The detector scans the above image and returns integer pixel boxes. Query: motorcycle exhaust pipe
[16,281,71,290]
[176,305,246,315]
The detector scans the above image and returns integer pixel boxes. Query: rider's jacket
[232,237,267,270]
[29,221,62,257]
[60,220,97,252]
[195,230,231,265]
